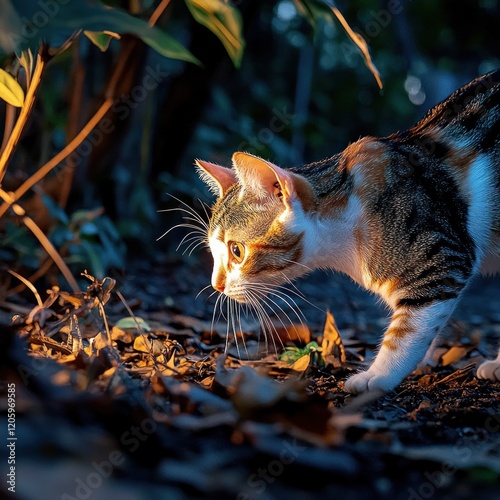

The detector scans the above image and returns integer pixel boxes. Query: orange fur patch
[292,173,316,212]
[344,138,389,200]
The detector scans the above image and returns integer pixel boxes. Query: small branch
[0,50,47,184]
[21,214,80,293]
[6,258,53,297]
[0,188,79,292]
[0,98,114,219]
[149,0,172,27]
[8,270,43,307]
[331,6,383,90]
[1,105,18,154]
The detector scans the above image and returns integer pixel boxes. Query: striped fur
[197,70,500,392]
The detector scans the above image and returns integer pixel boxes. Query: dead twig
[431,363,476,387]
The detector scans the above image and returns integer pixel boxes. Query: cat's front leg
[477,349,500,381]
[344,300,458,393]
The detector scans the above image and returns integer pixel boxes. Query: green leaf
[84,31,119,52]
[0,1,199,65]
[41,195,69,224]
[280,347,301,363]
[280,341,321,364]
[185,0,245,67]
[116,316,151,332]
[302,341,320,354]
[0,68,24,107]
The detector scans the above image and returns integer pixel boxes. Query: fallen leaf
[291,353,311,372]
[213,355,307,418]
[92,332,111,351]
[441,346,470,366]
[321,310,346,365]
[111,326,135,343]
[133,334,152,353]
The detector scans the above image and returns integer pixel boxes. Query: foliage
[0,0,246,292]
[0,1,199,63]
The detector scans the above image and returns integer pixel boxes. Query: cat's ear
[195,159,238,198]
[231,152,296,208]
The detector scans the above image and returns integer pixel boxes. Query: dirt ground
[1,253,499,499]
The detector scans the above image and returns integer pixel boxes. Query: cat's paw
[476,360,500,381]
[344,369,400,394]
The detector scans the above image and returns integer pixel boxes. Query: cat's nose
[212,276,225,293]
[211,268,226,293]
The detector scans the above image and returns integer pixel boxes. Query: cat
[194,69,500,393]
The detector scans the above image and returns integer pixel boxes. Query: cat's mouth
[221,276,288,305]
[220,288,247,304]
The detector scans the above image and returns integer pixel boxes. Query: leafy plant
[0,0,245,293]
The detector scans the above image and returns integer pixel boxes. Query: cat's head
[196,152,315,303]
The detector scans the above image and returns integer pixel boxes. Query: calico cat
[194,69,500,393]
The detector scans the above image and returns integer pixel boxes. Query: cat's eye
[229,241,245,263]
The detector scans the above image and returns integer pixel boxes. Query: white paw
[476,360,500,381]
[344,369,401,394]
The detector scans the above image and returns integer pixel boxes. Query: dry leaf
[92,332,111,351]
[291,353,311,372]
[440,346,469,366]
[214,355,307,418]
[322,310,346,365]
[133,335,164,355]
[111,326,135,344]
[134,334,152,353]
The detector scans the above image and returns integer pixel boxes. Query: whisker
[157,223,207,242]
[162,194,210,228]
[235,299,249,358]
[211,293,226,335]
[181,238,207,256]
[247,287,303,344]
[282,258,315,273]
[244,289,284,355]
[195,284,213,300]
[158,195,210,248]
[176,231,205,250]
[279,273,326,314]
[243,283,308,325]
